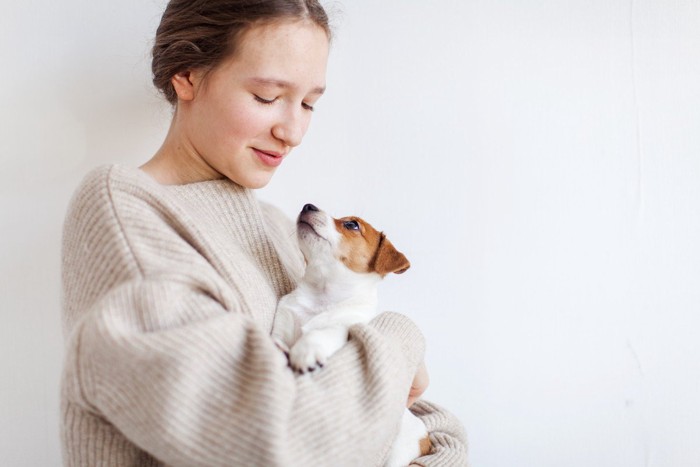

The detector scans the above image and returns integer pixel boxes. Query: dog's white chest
[271,285,379,372]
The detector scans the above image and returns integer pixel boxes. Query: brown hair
[152,0,331,106]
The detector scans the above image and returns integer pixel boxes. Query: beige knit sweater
[60,165,468,466]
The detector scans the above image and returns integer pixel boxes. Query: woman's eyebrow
[248,77,326,95]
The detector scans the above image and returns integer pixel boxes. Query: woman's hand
[407,360,429,407]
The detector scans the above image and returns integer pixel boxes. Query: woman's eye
[343,221,360,230]
[254,94,276,105]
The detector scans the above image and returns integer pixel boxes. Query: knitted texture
[60,165,468,466]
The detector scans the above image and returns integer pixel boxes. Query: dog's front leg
[289,308,372,373]
[271,305,300,354]
[288,325,348,373]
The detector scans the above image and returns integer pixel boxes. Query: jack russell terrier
[271,203,431,467]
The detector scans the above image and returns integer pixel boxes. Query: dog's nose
[302,203,319,212]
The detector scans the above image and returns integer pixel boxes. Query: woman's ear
[171,70,197,102]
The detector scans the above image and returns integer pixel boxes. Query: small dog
[271,203,431,467]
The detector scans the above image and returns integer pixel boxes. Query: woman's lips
[253,148,285,167]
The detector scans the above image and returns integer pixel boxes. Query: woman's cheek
[231,105,271,136]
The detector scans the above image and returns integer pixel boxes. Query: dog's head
[296,203,410,278]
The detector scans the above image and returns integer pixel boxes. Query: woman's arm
[63,277,424,467]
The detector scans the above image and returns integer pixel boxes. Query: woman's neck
[140,112,223,185]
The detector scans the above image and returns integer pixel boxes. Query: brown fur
[419,435,432,456]
[372,234,410,276]
[334,217,410,276]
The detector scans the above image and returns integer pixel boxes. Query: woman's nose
[272,108,307,148]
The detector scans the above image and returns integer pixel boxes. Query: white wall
[2,1,699,465]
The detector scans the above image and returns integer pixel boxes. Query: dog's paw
[288,337,329,373]
[287,327,348,373]
[289,328,346,373]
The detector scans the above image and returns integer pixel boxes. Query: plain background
[2,0,699,465]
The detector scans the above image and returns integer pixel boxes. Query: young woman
[60,1,467,465]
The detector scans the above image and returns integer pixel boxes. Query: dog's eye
[343,220,360,231]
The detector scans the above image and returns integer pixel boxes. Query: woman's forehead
[223,20,329,90]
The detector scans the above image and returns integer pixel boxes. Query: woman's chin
[232,170,276,189]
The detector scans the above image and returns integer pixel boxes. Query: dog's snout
[302,203,319,213]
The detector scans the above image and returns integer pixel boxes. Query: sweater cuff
[409,400,469,466]
[369,311,426,370]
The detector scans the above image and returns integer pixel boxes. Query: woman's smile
[253,147,287,167]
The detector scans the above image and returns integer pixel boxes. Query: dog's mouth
[298,220,324,239]
[298,220,336,250]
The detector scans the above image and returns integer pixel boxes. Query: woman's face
[178,20,329,188]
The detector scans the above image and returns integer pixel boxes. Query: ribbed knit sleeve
[64,279,424,466]
[409,401,469,466]
[61,166,438,466]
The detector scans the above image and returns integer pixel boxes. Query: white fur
[273,208,382,370]
[384,409,430,467]
[271,206,429,466]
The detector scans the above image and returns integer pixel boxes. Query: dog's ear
[373,234,410,276]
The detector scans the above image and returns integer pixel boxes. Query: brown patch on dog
[419,435,432,456]
[372,234,410,276]
[334,216,410,276]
